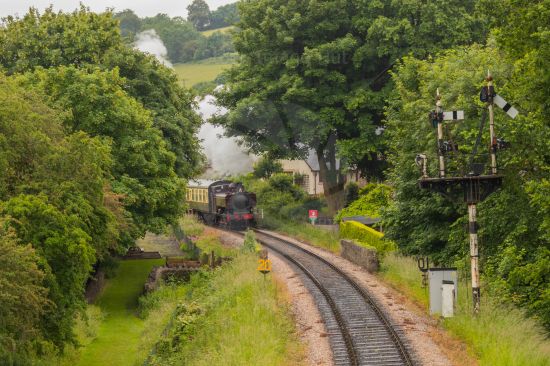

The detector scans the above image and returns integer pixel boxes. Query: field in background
[201,26,234,36]
[173,62,231,87]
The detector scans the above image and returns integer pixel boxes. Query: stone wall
[340,239,379,272]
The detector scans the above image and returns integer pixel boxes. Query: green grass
[201,26,234,36]
[75,259,164,366]
[179,214,205,237]
[380,253,429,307]
[146,254,306,365]
[173,62,232,87]
[264,221,341,253]
[379,252,550,366]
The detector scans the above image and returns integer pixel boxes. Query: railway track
[248,229,416,366]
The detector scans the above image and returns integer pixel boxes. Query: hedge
[339,220,396,253]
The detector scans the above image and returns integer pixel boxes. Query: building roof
[304,150,340,172]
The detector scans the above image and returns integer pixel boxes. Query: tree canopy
[187,0,211,31]
[0,6,203,357]
[215,0,486,213]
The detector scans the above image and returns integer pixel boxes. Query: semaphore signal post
[417,73,517,313]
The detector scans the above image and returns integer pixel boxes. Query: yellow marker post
[257,259,272,274]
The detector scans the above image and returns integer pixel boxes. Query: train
[185,179,257,228]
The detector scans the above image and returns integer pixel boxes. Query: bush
[339,220,396,253]
[241,230,258,253]
[335,183,393,222]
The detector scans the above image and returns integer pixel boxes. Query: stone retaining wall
[340,239,379,272]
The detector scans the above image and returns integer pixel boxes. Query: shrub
[241,230,258,253]
[335,183,393,222]
[339,220,396,253]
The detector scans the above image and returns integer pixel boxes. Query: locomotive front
[221,183,256,227]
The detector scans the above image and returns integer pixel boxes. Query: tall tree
[0,221,49,364]
[215,0,485,213]
[187,0,211,30]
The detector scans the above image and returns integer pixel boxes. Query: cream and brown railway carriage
[186,179,256,227]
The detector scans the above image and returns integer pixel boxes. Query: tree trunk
[316,133,346,216]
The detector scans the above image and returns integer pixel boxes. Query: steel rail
[252,229,415,366]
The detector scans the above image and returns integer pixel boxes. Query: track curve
[251,229,416,366]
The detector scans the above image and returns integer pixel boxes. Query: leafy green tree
[252,156,283,179]
[140,13,203,62]
[0,6,120,74]
[18,66,186,236]
[0,221,49,363]
[215,0,485,214]
[102,47,204,179]
[1,195,95,349]
[383,43,550,328]
[187,0,211,31]
[0,76,121,349]
[209,3,239,29]
[115,9,142,39]
[0,7,203,181]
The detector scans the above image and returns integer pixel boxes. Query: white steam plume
[134,29,173,68]
[197,95,255,178]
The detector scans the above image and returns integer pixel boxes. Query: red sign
[308,210,318,219]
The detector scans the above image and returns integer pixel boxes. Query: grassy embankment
[274,222,550,365]
[142,216,306,365]
[380,254,550,366]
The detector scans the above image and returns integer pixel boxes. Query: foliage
[187,0,212,31]
[0,7,203,181]
[339,220,395,252]
[336,183,392,222]
[380,252,550,366]
[0,6,121,74]
[383,42,550,328]
[0,77,119,352]
[252,155,283,179]
[215,0,486,213]
[208,3,239,30]
[0,221,49,364]
[241,230,258,253]
[114,10,235,64]
[192,31,235,60]
[101,47,204,178]
[344,182,359,207]
[1,194,96,349]
[0,6,202,357]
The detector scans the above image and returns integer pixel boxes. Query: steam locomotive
[186,179,257,228]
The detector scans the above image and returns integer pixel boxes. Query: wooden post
[486,72,497,175]
[436,89,446,178]
[468,203,481,313]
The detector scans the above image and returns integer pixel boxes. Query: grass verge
[142,235,305,365]
[380,253,550,366]
[265,221,341,253]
